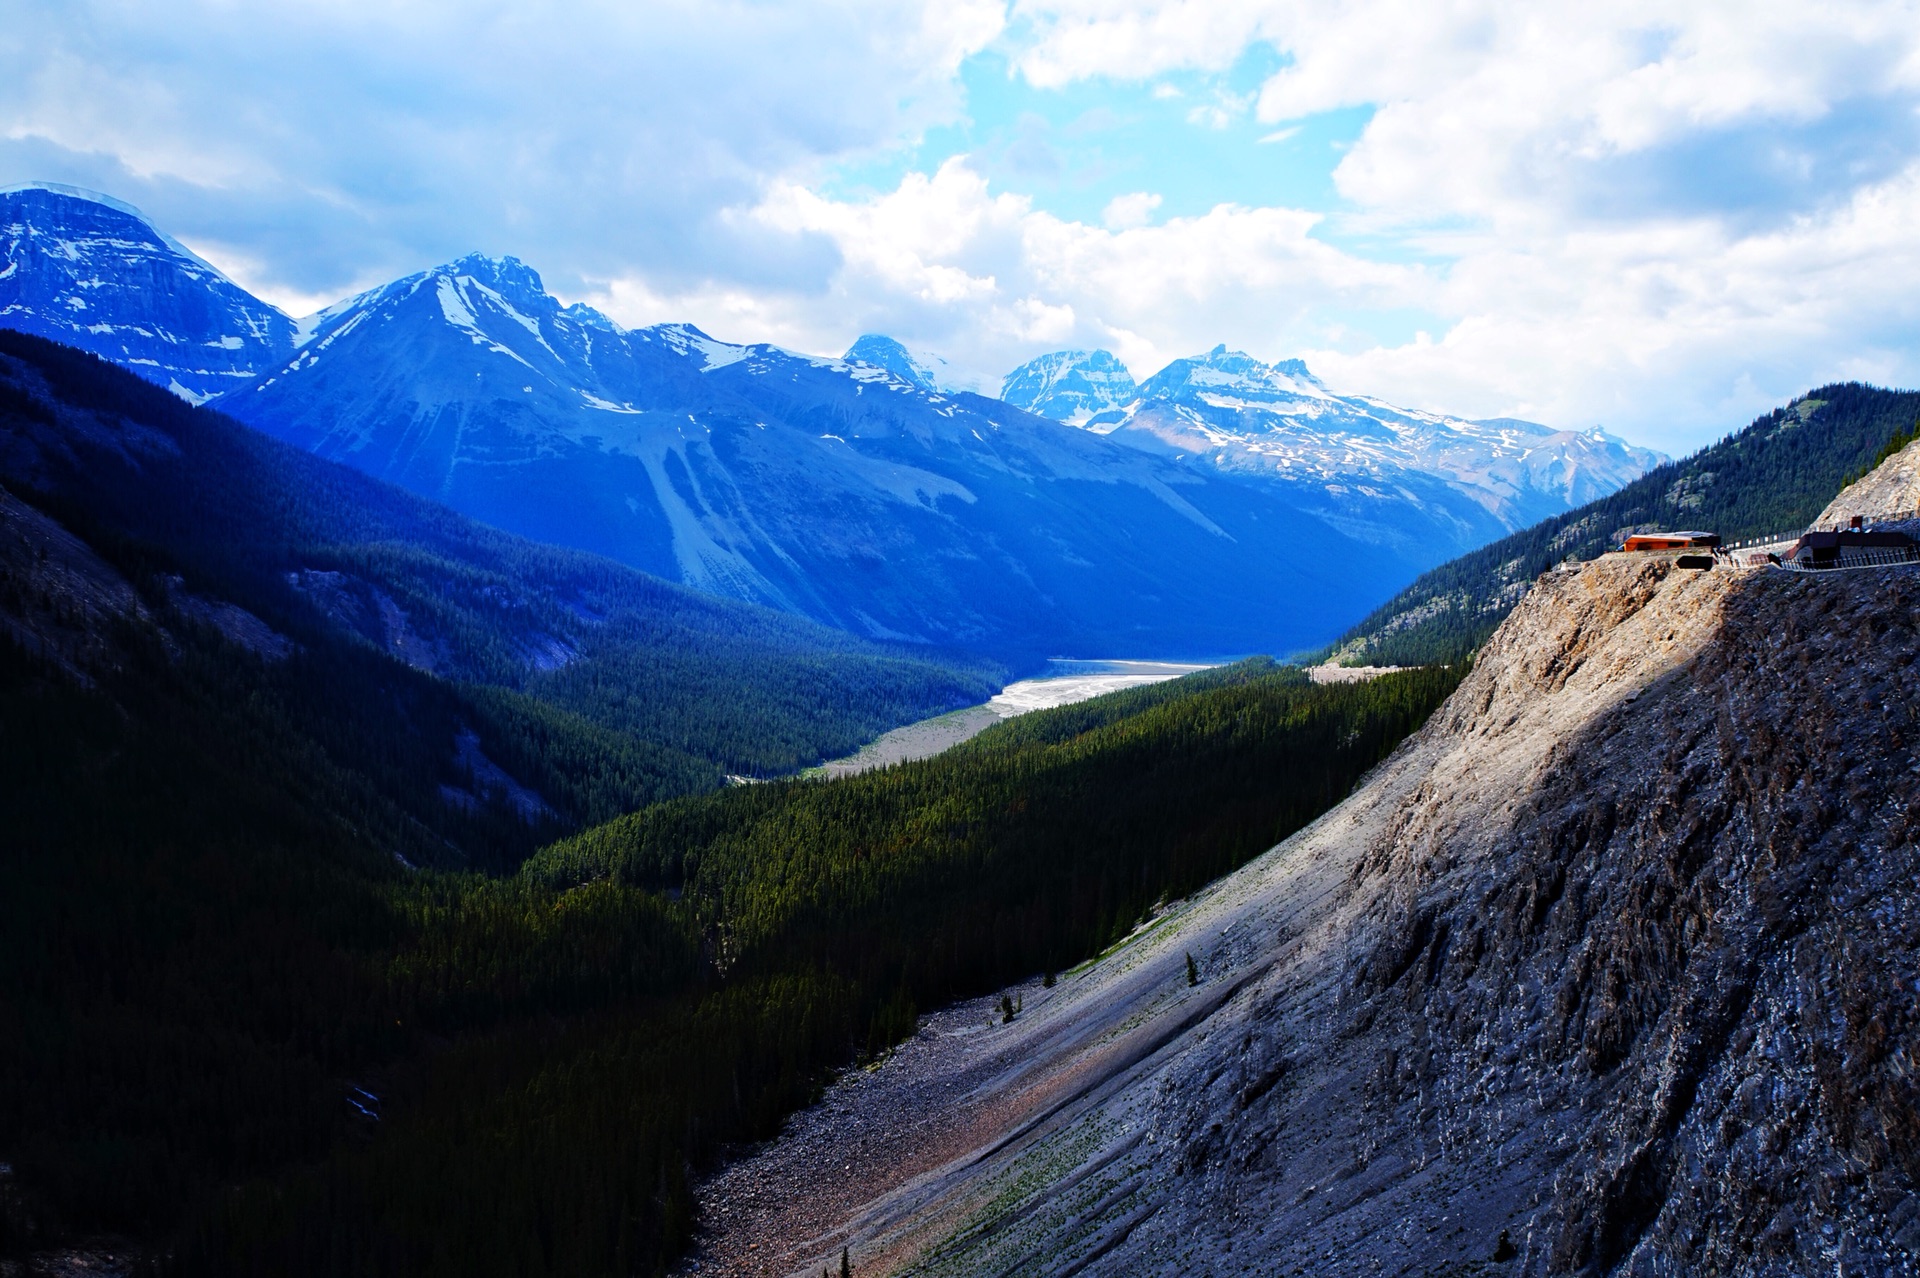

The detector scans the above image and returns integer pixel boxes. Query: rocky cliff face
[1818,434,1920,526]
[695,552,1920,1277]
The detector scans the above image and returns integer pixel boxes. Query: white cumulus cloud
[0,0,1005,304]
[4,0,1918,451]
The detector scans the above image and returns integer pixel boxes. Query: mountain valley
[2,176,1915,1278]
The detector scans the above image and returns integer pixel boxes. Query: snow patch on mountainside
[1003,344,1665,545]
[0,184,296,400]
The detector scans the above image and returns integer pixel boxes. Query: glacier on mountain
[844,334,985,395]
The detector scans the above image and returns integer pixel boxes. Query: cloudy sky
[5,0,1919,451]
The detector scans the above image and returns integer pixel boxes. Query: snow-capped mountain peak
[3,181,233,281]
[642,322,754,371]
[0,183,295,402]
[559,300,621,333]
[1000,349,1138,427]
[1138,345,1327,402]
[844,334,985,395]
[1004,342,1666,549]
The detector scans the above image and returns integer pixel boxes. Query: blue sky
[828,45,1358,227]
[3,0,1919,452]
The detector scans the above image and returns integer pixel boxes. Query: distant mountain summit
[224,255,1402,658]
[1131,343,1323,408]
[843,334,979,394]
[1002,344,1665,552]
[999,349,1137,427]
[0,183,295,401]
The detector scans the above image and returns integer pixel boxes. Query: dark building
[1787,529,1918,567]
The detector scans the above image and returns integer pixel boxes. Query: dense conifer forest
[1,604,1459,1272]
[1332,383,1920,666]
[0,331,1466,1274]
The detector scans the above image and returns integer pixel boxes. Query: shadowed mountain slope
[0,329,1001,793]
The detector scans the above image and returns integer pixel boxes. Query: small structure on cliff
[1785,527,1918,568]
[1621,530,1720,552]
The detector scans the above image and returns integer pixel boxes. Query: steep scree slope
[705,555,1919,1278]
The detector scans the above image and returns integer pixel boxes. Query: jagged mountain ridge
[691,549,1920,1277]
[0,184,1655,658]
[0,183,295,402]
[223,253,1404,659]
[1004,345,1666,556]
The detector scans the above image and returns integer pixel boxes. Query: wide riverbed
[812,659,1212,778]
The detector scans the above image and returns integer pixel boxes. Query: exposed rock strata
[688,555,1920,1277]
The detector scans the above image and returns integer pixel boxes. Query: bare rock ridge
[687,552,1920,1277]
[1818,433,1920,527]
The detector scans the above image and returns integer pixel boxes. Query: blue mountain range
[0,184,1663,660]
[1001,347,1666,556]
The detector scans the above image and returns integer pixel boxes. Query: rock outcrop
[1818,435,1920,526]
[691,552,1920,1277]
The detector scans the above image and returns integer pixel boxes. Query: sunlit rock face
[0,184,295,403]
[711,554,1920,1278]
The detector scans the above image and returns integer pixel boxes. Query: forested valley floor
[3,631,1457,1276]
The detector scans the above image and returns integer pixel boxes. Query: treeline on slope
[1332,383,1920,667]
[0,329,1002,788]
[0,627,1459,1275]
